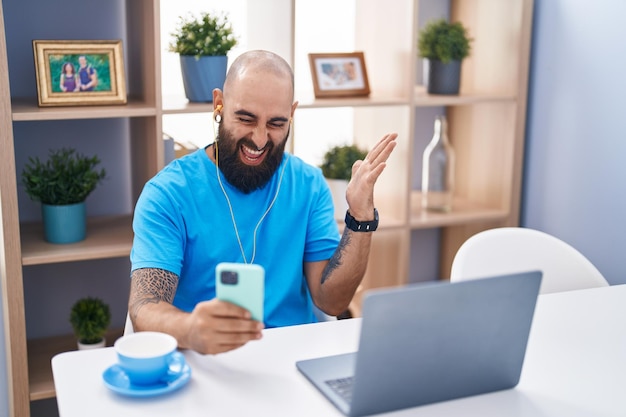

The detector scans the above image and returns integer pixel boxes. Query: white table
[52,284,626,417]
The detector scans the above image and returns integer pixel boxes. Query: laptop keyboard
[325,376,354,402]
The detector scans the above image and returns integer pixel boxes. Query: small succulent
[320,145,368,180]
[69,297,111,344]
[418,19,472,63]
[22,148,106,205]
[169,11,238,59]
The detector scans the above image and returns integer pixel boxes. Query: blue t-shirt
[130,148,341,327]
[79,65,95,90]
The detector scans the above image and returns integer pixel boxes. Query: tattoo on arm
[129,268,178,321]
[321,231,352,284]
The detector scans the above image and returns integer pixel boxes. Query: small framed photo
[308,52,370,98]
[33,40,127,107]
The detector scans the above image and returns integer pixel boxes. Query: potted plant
[169,11,238,102]
[320,144,368,220]
[418,18,472,95]
[69,296,111,350]
[22,147,106,244]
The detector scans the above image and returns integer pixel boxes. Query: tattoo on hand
[129,268,178,319]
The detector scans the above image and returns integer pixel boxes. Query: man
[129,50,397,355]
[77,55,98,91]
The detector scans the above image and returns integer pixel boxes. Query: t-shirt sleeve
[303,173,341,262]
[130,181,186,276]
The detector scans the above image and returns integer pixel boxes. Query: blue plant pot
[42,202,86,244]
[180,55,228,102]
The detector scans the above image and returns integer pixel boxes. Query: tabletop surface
[52,284,626,417]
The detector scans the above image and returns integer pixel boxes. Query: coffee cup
[114,331,186,386]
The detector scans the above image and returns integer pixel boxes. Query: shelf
[162,96,215,114]
[378,215,407,231]
[162,94,410,115]
[296,94,410,109]
[27,327,124,401]
[11,98,157,121]
[413,87,516,107]
[336,215,406,235]
[0,1,533,414]
[409,192,508,229]
[20,215,133,266]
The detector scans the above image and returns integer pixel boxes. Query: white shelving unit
[0,0,533,415]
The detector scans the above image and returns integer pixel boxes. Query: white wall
[522,0,626,285]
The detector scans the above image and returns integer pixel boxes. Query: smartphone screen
[216,262,264,322]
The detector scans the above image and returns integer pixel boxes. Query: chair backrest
[123,313,134,335]
[450,227,608,294]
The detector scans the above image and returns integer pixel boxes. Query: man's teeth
[243,145,264,156]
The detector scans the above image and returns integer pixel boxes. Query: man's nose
[250,125,269,149]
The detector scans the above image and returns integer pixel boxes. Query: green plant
[417,19,472,63]
[169,11,238,58]
[320,145,368,181]
[22,148,106,205]
[69,297,111,344]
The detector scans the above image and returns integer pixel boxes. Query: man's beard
[215,123,288,194]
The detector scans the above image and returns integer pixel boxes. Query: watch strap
[345,208,379,232]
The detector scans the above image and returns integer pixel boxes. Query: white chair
[450,227,608,294]
[124,313,134,335]
[314,305,337,322]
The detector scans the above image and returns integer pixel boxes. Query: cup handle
[164,351,187,381]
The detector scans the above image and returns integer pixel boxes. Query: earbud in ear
[214,104,223,123]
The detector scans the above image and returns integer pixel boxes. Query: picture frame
[33,40,127,107]
[308,52,370,98]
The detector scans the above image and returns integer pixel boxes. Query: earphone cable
[213,114,287,264]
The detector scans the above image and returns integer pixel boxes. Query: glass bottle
[422,115,455,212]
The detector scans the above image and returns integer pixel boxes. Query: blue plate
[102,362,192,397]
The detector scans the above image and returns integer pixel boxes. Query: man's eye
[239,118,253,124]
[269,123,285,129]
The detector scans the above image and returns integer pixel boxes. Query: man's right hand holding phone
[182,299,264,355]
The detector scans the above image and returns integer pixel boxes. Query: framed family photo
[308,52,370,98]
[33,40,127,107]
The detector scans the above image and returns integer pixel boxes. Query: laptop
[296,270,542,416]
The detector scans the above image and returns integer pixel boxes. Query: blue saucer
[102,362,191,397]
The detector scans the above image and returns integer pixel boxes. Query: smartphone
[215,262,264,322]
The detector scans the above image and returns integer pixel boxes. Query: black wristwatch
[345,209,379,232]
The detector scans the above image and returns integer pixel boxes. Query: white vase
[326,179,349,221]
[77,338,106,350]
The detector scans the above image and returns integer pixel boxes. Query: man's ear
[291,101,299,118]
[212,88,224,110]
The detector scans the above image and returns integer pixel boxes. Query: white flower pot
[77,338,106,350]
[326,179,349,221]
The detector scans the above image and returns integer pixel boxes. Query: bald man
[129,50,397,354]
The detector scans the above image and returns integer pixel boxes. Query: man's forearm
[129,268,192,347]
[318,229,373,315]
